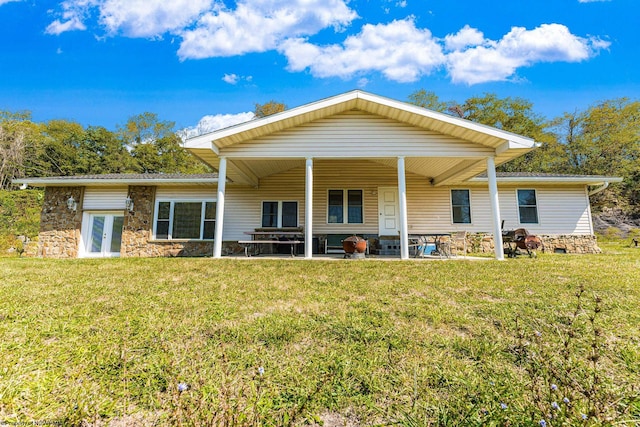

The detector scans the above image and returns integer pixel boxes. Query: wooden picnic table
[238,231,304,257]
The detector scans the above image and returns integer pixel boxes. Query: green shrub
[0,189,42,253]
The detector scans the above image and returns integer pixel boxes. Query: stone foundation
[463,233,601,255]
[36,186,84,258]
[538,234,601,254]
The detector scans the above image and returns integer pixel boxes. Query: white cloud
[222,73,253,85]
[182,112,255,139]
[222,73,239,84]
[444,25,485,51]
[177,0,357,59]
[0,0,21,6]
[47,0,357,61]
[98,0,212,38]
[47,0,211,37]
[44,1,610,87]
[45,0,98,35]
[280,21,608,85]
[578,0,610,3]
[445,24,610,84]
[45,16,87,35]
[281,18,445,83]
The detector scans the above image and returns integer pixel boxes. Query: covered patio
[185,90,537,260]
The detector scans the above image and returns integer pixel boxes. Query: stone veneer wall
[461,233,601,254]
[121,185,213,257]
[37,186,84,258]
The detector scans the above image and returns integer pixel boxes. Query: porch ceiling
[189,156,507,188]
[189,149,529,188]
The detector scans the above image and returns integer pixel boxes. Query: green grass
[1,243,639,426]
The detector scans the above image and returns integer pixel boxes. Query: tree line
[0,111,211,190]
[408,90,639,215]
[1,95,638,215]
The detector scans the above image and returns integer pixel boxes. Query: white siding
[156,187,217,200]
[223,160,406,240]
[504,186,593,235]
[405,185,592,235]
[83,187,127,210]
[220,111,494,159]
[220,161,594,240]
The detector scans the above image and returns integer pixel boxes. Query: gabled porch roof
[185,90,537,187]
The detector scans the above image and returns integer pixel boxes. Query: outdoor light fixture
[66,195,77,212]
[125,196,134,212]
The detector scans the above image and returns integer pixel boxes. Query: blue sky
[0,0,637,133]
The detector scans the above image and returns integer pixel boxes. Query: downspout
[588,182,609,196]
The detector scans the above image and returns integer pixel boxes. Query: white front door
[84,213,124,257]
[378,187,399,236]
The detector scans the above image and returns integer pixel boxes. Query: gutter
[12,178,219,187]
[588,181,610,196]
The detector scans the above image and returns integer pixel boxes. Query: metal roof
[13,173,219,187]
[470,172,623,185]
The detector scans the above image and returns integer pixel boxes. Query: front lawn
[1,244,639,426]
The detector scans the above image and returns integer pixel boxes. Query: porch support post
[305,157,313,259]
[397,156,409,260]
[213,156,227,258]
[486,156,504,260]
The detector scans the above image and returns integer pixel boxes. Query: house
[14,90,621,259]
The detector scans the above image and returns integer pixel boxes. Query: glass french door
[85,214,124,257]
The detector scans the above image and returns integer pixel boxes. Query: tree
[0,111,43,188]
[39,120,87,176]
[554,99,640,213]
[119,113,210,174]
[254,100,287,118]
[407,90,450,113]
[80,126,136,174]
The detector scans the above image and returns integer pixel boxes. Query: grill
[502,228,543,258]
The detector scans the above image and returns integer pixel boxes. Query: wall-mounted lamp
[66,195,77,212]
[125,196,134,212]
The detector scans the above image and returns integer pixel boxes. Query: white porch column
[487,156,504,260]
[213,156,227,258]
[305,157,313,259]
[397,156,409,260]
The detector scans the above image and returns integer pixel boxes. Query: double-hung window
[451,189,471,224]
[328,189,363,224]
[154,200,216,240]
[517,189,539,224]
[261,201,298,228]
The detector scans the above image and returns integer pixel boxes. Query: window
[261,201,298,228]
[328,189,363,224]
[517,189,539,224]
[154,200,216,240]
[451,189,471,224]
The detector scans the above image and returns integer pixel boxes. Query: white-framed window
[451,189,471,224]
[517,189,539,224]
[261,201,298,228]
[327,189,363,224]
[153,200,216,240]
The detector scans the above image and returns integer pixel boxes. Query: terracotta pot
[342,235,367,254]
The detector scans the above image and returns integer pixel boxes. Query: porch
[184,91,539,261]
